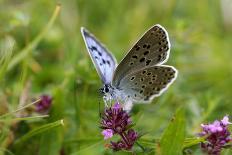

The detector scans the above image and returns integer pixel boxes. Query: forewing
[117,66,177,103]
[81,27,117,84]
[113,24,170,86]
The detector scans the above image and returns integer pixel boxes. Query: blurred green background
[0,0,232,154]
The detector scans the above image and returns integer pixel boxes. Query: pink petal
[113,102,121,110]
[221,115,231,126]
[101,129,113,140]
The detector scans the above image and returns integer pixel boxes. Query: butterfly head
[100,84,111,95]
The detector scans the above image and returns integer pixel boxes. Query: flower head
[100,102,132,134]
[109,129,138,151]
[100,103,138,151]
[35,95,52,114]
[199,116,232,155]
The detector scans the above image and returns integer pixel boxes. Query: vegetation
[0,0,232,154]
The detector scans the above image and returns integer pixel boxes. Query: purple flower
[110,141,126,151]
[100,103,132,134]
[221,115,232,126]
[102,129,113,140]
[109,129,138,151]
[100,103,138,151]
[113,102,121,110]
[199,116,232,155]
[35,95,52,114]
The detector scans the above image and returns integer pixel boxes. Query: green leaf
[183,137,205,149]
[64,138,102,145]
[38,87,65,155]
[159,107,186,155]
[14,119,64,144]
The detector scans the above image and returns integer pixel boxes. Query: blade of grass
[0,99,41,119]
[0,115,49,122]
[14,119,64,144]
[0,147,14,155]
[0,36,15,80]
[7,4,61,71]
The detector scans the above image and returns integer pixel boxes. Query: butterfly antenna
[98,91,102,117]
[98,101,102,117]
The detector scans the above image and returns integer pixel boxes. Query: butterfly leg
[103,93,113,107]
[103,96,109,107]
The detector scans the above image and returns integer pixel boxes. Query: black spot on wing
[132,55,138,59]
[91,46,97,51]
[98,51,102,56]
[106,60,111,66]
[140,58,145,62]
[146,59,151,66]
[89,46,102,56]
[143,51,149,55]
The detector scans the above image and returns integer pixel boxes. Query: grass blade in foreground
[0,36,14,80]
[0,115,49,122]
[14,119,64,144]
[0,99,41,119]
[159,108,186,155]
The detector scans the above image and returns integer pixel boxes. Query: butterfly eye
[105,87,109,93]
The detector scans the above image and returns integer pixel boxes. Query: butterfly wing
[81,27,117,84]
[117,65,178,102]
[112,24,171,86]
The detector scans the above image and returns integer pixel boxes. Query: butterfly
[81,24,178,111]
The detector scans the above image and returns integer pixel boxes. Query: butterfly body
[81,25,178,111]
[100,84,126,104]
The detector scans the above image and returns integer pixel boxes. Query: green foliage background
[0,0,232,154]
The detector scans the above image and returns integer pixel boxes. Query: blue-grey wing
[112,24,171,87]
[117,65,178,103]
[81,27,117,84]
